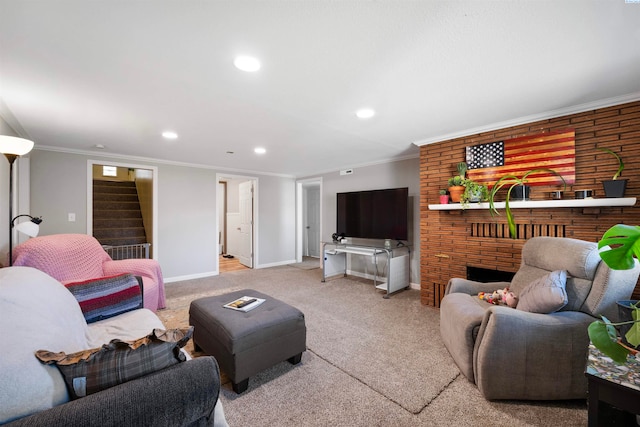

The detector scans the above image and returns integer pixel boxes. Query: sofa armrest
[474,307,594,400]
[8,357,223,427]
[445,278,512,295]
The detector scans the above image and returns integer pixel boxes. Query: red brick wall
[420,101,640,306]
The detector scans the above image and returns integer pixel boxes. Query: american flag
[466,130,575,187]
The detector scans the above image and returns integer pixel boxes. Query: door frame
[87,160,159,260]
[216,173,258,271]
[295,177,322,263]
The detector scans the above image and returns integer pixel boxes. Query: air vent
[470,223,566,239]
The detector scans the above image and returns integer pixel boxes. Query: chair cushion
[516,270,568,313]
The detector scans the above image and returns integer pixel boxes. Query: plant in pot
[456,162,467,179]
[460,179,488,207]
[447,162,469,203]
[598,147,627,198]
[588,224,640,363]
[438,189,449,204]
[488,168,566,239]
[447,176,465,203]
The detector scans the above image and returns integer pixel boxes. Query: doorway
[217,174,257,272]
[87,160,158,260]
[296,178,322,263]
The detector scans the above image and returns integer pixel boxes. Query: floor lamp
[0,135,35,266]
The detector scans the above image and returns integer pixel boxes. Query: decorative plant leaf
[488,168,565,239]
[597,147,624,180]
[626,307,640,348]
[598,224,640,270]
[588,320,630,364]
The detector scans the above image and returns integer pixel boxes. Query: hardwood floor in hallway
[219,255,249,273]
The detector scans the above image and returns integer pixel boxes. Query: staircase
[93,180,147,247]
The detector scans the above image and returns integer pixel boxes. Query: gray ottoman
[188,289,306,393]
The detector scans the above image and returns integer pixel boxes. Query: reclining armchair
[12,233,165,311]
[440,236,640,400]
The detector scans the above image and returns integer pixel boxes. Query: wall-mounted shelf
[428,197,636,211]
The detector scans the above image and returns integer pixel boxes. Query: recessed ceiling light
[162,131,178,139]
[94,144,105,149]
[234,56,261,72]
[254,147,266,154]
[356,108,375,119]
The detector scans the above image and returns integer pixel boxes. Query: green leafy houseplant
[488,169,566,239]
[460,179,488,207]
[588,224,640,363]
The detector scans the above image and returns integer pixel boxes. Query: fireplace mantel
[428,197,636,211]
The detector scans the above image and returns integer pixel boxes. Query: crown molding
[34,145,296,179]
[412,92,640,147]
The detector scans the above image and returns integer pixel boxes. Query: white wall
[28,149,296,280]
[300,157,421,284]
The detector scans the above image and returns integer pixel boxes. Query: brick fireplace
[419,100,640,306]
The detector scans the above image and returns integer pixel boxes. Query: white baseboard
[164,271,218,283]
[256,259,297,269]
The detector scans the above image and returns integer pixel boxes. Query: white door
[239,181,253,268]
[306,186,320,257]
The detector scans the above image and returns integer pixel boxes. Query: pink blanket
[13,234,165,311]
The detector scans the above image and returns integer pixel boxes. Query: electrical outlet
[68,213,76,222]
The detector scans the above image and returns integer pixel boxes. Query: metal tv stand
[321,241,410,298]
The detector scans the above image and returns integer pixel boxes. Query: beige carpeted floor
[157,265,587,426]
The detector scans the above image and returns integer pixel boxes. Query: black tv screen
[336,187,408,241]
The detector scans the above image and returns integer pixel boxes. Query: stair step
[94,180,137,190]
[93,209,142,219]
[94,218,144,228]
[93,193,139,202]
[93,227,146,239]
[93,200,142,210]
[93,186,138,195]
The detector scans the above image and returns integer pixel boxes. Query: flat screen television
[336,187,408,241]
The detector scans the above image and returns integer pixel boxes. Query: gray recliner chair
[440,236,640,400]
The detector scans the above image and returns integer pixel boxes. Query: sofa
[0,266,227,426]
[12,233,166,312]
[440,236,640,400]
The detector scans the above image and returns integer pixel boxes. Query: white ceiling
[1,1,639,178]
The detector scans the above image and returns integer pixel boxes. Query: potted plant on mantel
[588,223,640,363]
[447,176,465,202]
[460,179,489,207]
[447,162,475,203]
[439,189,449,204]
[488,168,566,239]
[598,147,627,198]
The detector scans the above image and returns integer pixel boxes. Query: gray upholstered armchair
[440,236,640,400]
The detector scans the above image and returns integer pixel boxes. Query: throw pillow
[64,274,143,323]
[517,270,568,313]
[36,327,192,399]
